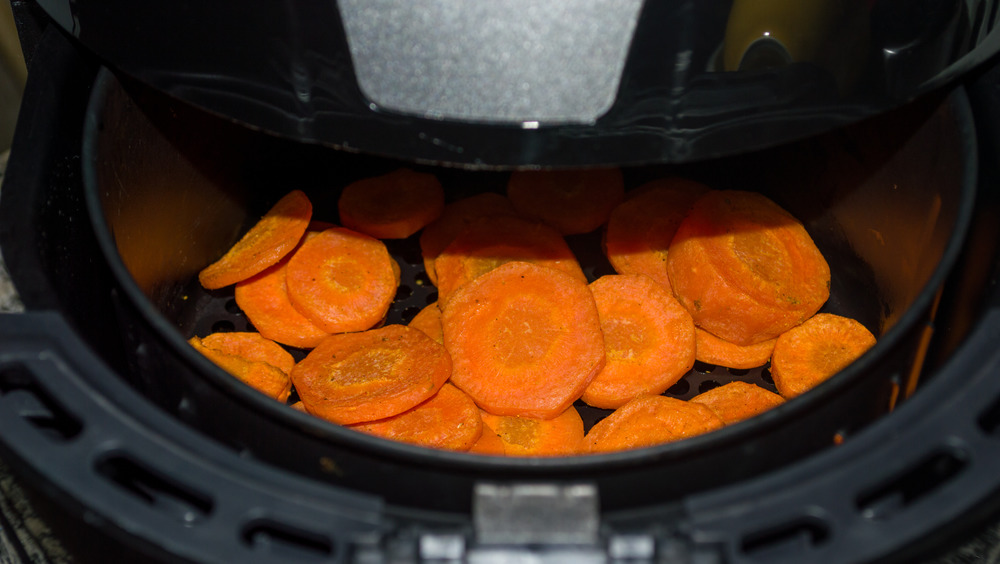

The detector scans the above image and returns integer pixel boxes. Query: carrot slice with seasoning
[581,274,696,409]
[285,227,397,334]
[348,383,483,451]
[199,189,313,290]
[506,168,625,235]
[338,168,445,239]
[442,261,605,420]
[770,313,877,399]
[419,192,518,285]
[291,324,451,425]
[694,328,776,370]
[408,302,444,344]
[581,395,724,453]
[479,407,584,457]
[189,336,292,402]
[666,190,831,345]
[197,331,295,374]
[468,421,507,456]
[690,381,785,424]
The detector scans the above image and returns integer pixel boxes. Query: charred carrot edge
[420,192,518,285]
[408,302,444,344]
[468,421,507,456]
[198,331,296,374]
[441,261,605,420]
[506,168,625,235]
[581,274,696,410]
[479,406,585,457]
[770,313,877,399]
[348,383,483,451]
[189,337,292,402]
[199,189,313,290]
[694,328,776,370]
[338,168,445,239]
[690,381,785,425]
[291,325,452,425]
[581,395,724,454]
[666,190,831,345]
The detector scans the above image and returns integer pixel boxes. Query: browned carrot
[198,331,295,374]
[468,421,507,456]
[338,169,445,239]
[694,328,776,370]
[408,302,444,344]
[442,261,605,420]
[479,407,585,457]
[419,192,518,285]
[506,168,625,235]
[199,190,313,290]
[291,325,452,425]
[235,259,331,350]
[581,274,696,409]
[666,190,831,345]
[580,395,724,453]
[189,336,292,402]
[348,383,483,451]
[690,381,785,424]
[770,313,877,399]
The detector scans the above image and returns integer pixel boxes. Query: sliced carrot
[581,275,696,409]
[770,313,877,399]
[348,383,483,451]
[285,227,398,334]
[419,192,517,285]
[695,327,776,370]
[291,324,451,425]
[666,190,831,346]
[189,336,292,402]
[479,406,584,457]
[408,302,444,344]
[468,421,507,456]
[690,381,785,424]
[604,178,709,292]
[199,190,313,290]
[338,168,445,239]
[580,395,724,454]
[236,259,331,350]
[434,215,586,307]
[198,331,295,374]
[442,261,605,420]
[506,168,625,235]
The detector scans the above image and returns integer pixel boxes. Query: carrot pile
[188,168,877,457]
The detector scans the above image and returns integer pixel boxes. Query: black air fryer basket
[5,2,1000,563]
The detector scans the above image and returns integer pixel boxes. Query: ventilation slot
[96,455,213,525]
[242,520,334,560]
[856,449,967,521]
[741,516,830,558]
[0,363,82,441]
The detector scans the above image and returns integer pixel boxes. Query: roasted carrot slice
[199,190,313,290]
[285,227,398,334]
[291,324,452,425]
[770,313,877,399]
[479,406,584,457]
[506,168,625,235]
[580,395,724,453]
[666,190,831,345]
[468,421,507,456]
[419,192,518,285]
[442,261,605,419]
[348,384,483,451]
[408,302,444,344]
[695,328,776,370]
[581,275,696,409]
[434,215,586,306]
[198,331,295,374]
[236,260,331,350]
[338,168,445,239]
[189,336,292,402]
[690,381,784,424]
[604,178,709,292]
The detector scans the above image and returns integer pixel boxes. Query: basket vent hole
[698,380,721,394]
[855,449,967,521]
[211,320,236,333]
[760,365,774,385]
[693,361,716,374]
[96,454,213,526]
[224,298,243,315]
[0,363,82,441]
[401,306,422,324]
[740,515,830,557]
[242,520,334,559]
[728,368,750,376]
[666,379,690,396]
[425,291,439,305]
[396,284,413,301]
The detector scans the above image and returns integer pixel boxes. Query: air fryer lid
[34,0,1000,168]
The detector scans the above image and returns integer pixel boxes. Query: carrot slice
[506,168,625,235]
[770,313,877,399]
[434,215,586,306]
[348,384,483,451]
[442,261,605,419]
[236,259,331,349]
[690,381,784,424]
[604,178,709,292]
[198,190,313,290]
[198,331,295,374]
[581,275,696,409]
[338,168,445,239]
[580,395,724,453]
[666,190,831,345]
[694,328,776,370]
[291,324,452,425]
[285,227,398,334]
[479,407,584,457]
[189,336,292,402]
[419,192,518,285]
[468,421,507,456]
[408,302,444,344]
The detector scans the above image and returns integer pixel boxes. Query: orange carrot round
[770,313,877,399]
[189,336,292,402]
[236,259,331,349]
[581,395,724,454]
[694,328,776,370]
[348,383,483,451]
[506,168,625,235]
[690,381,784,424]
[197,331,295,374]
[581,275,696,409]
[442,261,605,420]
[468,421,507,456]
[479,407,585,457]
[419,192,518,285]
[199,190,313,290]
[408,302,444,344]
[291,325,452,425]
[666,190,831,345]
[338,168,445,239]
